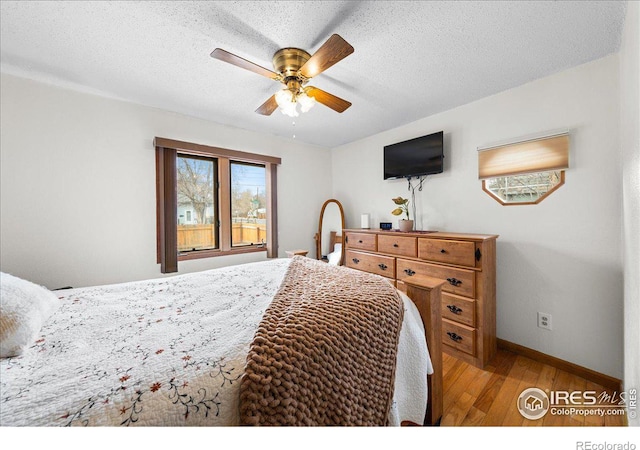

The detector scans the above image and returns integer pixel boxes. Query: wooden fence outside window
[177,223,266,251]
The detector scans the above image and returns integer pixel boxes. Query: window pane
[231,162,267,247]
[485,170,562,204]
[176,155,218,252]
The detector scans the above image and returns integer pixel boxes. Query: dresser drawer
[441,293,475,327]
[345,232,377,251]
[442,319,476,356]
[418,238,477,267]
[343,228,496,369]
[345,250,395,278]
[378,235,417,257]
[396,259,475,298]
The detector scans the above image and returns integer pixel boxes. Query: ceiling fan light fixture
[280,103,299,117]
[274,88,294,106]
[274,86,316,117]
[297,92,316,113]
[275,89,299,117]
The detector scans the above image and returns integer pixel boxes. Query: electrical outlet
[538,312,552,330]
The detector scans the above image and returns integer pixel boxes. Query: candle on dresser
[361,213,370,229]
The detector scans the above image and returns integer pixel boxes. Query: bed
[0,256,443,426]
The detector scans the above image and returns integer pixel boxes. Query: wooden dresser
[343,229,498,368]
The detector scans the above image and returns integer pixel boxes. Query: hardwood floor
[441,349,627,426]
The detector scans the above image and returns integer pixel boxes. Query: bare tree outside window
[176,155,217,251]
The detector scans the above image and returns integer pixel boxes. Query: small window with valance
[478,131,569,205]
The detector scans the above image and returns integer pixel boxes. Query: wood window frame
[155,137,281,273]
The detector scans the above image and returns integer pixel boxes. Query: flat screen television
[383,131,444,180]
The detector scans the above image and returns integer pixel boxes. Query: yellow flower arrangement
[391,197,410,220]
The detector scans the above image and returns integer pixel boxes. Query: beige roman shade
[478,133,569,179]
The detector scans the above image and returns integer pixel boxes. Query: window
[231,162,267,248]
[483,170,564,204]
[478,132,569,205]
[155,137,281,273]
[177,155,217,251]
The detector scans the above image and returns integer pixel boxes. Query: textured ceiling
[0,1,628,148]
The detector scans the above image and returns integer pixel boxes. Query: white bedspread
[0,258,430,426]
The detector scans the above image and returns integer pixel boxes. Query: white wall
[620,0,640,427]
[332,55,623,378]
[0,31,631,384]
[0,74,332,289]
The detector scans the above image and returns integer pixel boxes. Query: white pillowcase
[327,243,343,266]
[0,272,61,358]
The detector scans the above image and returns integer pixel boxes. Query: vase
[398,219,414,232]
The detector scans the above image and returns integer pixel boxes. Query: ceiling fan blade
[255,95,278,115]
[211,48,280,80]
[299,34,354,79]
[305,87,352,113]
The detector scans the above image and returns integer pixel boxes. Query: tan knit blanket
[239,256,404,426]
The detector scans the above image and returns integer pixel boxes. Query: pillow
[327,243,343,266]
[0,272,61,358]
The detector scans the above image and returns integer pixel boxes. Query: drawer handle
[404,268,416,276]
[358,240,363,244]
[440,249,446,253]
[447,277,462,286]
[352,258,360,264]
[393,243,399,247]
[447,332,463,342]
[447,305,463,315]
[378,263,388,270]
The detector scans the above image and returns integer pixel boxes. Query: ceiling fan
[210,34,354,117]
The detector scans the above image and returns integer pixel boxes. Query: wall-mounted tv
[383,131,444,180]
